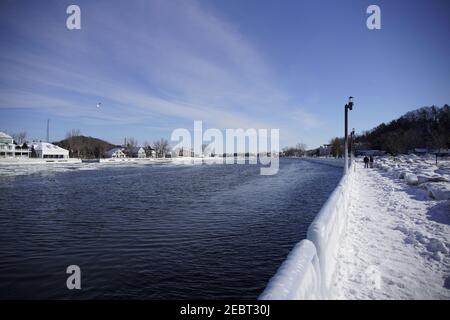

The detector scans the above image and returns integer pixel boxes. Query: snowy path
[333,163,450,299]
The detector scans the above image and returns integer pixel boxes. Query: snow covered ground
[333,156,450,299]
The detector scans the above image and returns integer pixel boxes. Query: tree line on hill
[355,105,450,155]
[54,135,115,158]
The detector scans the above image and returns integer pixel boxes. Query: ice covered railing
[259,240,322,300]
[260,160,355,300]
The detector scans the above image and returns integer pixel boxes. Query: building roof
[106,147,125,152]
[105,147,126,156]
[131,146,145,153]
[32,142,69,155]
[0,132,14,144]
[0,132,13,139]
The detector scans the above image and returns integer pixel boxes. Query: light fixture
[347,96,354,110]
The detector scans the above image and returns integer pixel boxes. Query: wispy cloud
[289,109,322,129]
[0,0,321,145]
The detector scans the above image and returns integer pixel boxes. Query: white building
[104,147,126,158]
[131,147,146,158]
[31,142,69,159]
[0,131,30,158]
[145,147,156,158]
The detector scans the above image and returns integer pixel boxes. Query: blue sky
[0,0,449,148]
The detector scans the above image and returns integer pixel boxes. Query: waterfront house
[131,147,146,158]
[104,147,126,158]
[0,132,31,158]
[31,142,69,159]
[15,143,31,158]
[144,146,156,158]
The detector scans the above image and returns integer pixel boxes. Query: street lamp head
[347,96,354,110]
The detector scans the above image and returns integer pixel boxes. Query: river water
[0,158,341,299]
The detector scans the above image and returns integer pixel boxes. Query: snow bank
[375,155,450,198]
[405,173,419,185]
[421,182,450,200]
[260,162,355,300]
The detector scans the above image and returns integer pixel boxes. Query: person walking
[364,156,369,168]
[369,155,374,168]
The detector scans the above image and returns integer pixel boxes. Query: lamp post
[344,97,354,173]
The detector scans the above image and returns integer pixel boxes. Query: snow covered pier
[261,156,450,300]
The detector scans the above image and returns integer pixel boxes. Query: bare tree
[123,137,138,156]
[153,138,169,158]
[281,142,306,157]
[124,137,138,148]
[12,131,27,144]
[295,142,307,156]
[296,142,306,150]
[65,129,81,139]
[64,129,81,157]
